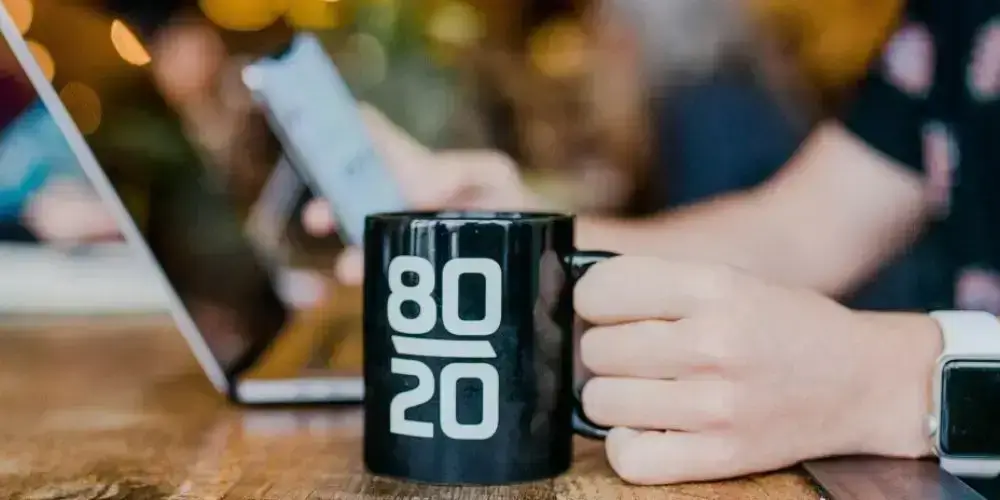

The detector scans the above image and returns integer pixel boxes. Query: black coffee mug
[362,211,614,485]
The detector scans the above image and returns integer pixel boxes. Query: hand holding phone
[242,33,408,246]
[245,34,547,285]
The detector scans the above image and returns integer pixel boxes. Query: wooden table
[0,316,820,499]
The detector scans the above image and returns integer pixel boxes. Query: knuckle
[689,326,734,374]
[699,386,738,431]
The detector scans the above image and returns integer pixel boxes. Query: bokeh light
[2,0,33,34]
[199,0,288,31]
[25,39,53,80]
[345,32,386,87]
[426,0,484,47]
[59,81,102,135]
[285,0,339,30]
[528,18,586,79]
[110,20,151,66]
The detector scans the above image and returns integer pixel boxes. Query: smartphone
[242,33,408,246]
[803,457,986,499]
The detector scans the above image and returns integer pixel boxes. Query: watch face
[940,360,1000,456]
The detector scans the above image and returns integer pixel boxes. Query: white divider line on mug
[390,336,498,358]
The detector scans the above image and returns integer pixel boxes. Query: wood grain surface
[0,314,820,499]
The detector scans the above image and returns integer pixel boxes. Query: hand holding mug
[575,256,940,484]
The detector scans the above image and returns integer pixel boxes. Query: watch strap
[931,311,1000,362]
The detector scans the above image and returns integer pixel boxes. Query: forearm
[576,191,774,280]
[574,123,927,296]
[575,190,865,296]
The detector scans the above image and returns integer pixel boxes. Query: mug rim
[367,210,574,222]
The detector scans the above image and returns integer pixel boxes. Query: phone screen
[0,5,362,379]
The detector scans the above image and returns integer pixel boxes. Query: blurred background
[0,0,919,317]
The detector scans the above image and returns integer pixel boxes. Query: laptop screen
[0,3,362,380]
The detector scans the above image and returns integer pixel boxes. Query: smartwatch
[930,310,1000,477]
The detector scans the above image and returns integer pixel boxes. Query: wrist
[848,311,942,458]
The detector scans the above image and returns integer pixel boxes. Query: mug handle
[566,250,619,439]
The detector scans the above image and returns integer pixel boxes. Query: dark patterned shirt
[843,0,1000,313]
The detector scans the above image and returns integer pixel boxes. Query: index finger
[574,256,739,324]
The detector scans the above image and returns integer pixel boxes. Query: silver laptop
[0,5,363,404]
